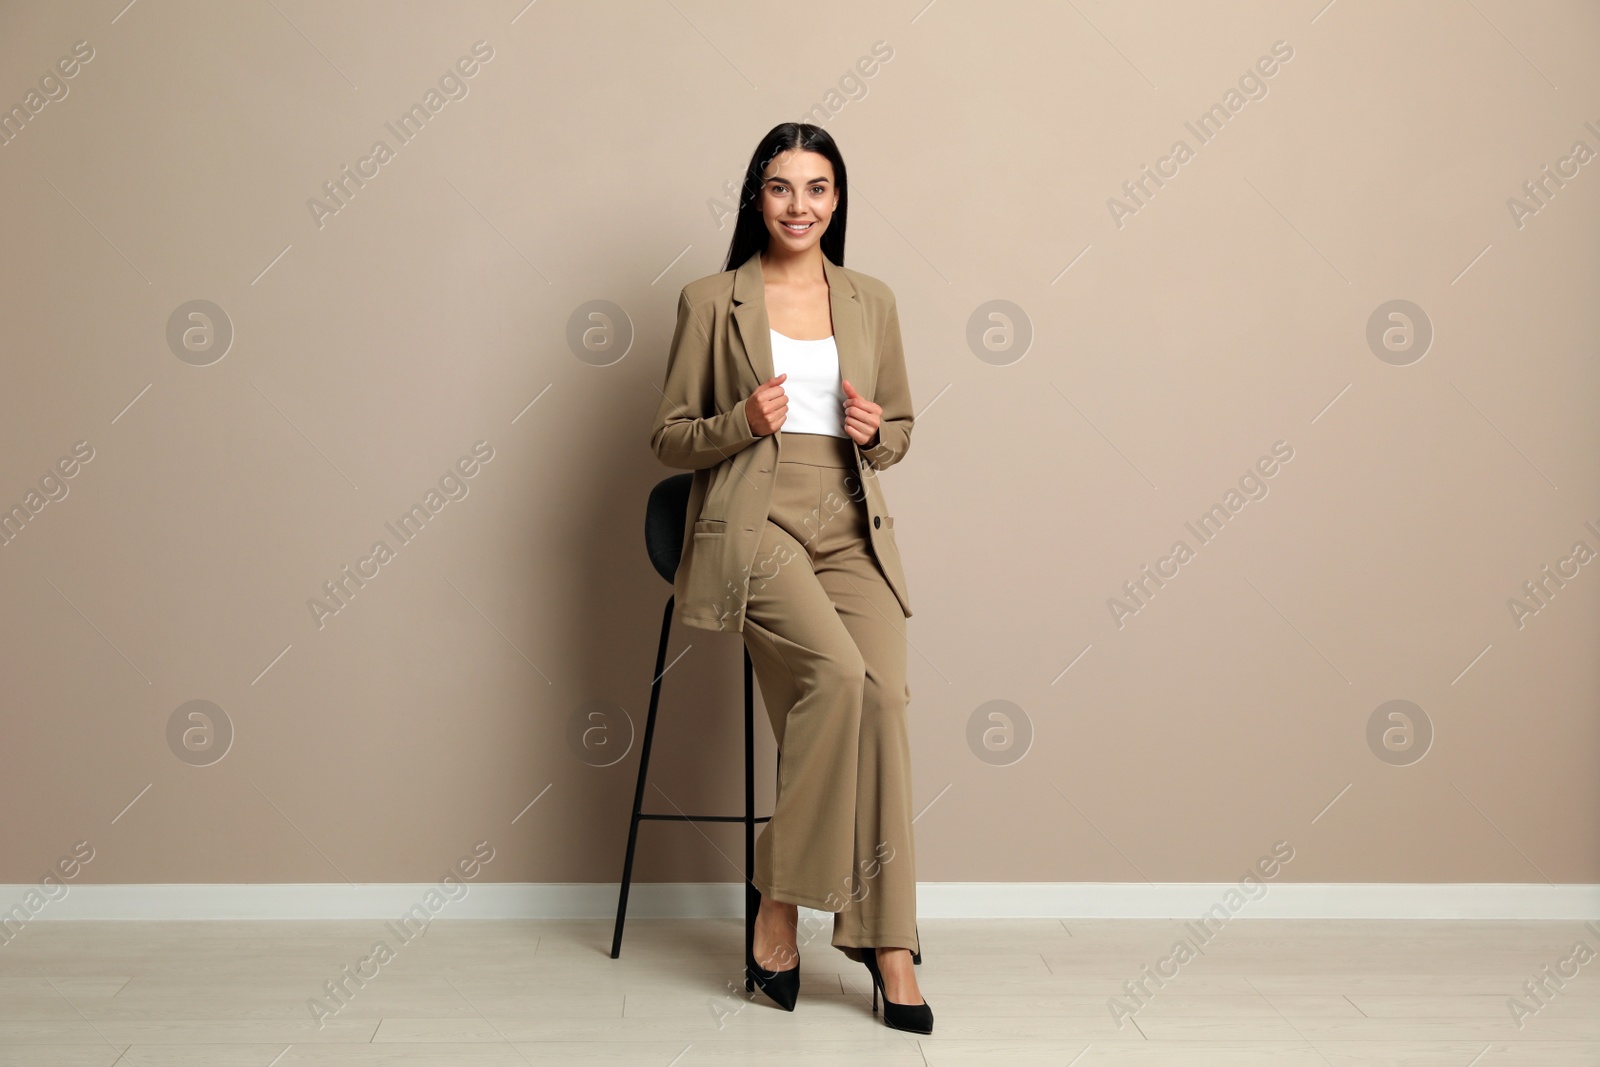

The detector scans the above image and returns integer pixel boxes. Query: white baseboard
[2,883,1598,922]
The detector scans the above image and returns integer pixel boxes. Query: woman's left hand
[841,379,882,449]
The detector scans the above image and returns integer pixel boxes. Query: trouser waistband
[777,431,856,468]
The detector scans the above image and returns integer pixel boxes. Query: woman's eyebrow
[767,176,831,185]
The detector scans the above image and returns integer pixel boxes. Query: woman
[649,123,931,1034]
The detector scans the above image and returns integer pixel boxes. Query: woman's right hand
[744,373,788,436]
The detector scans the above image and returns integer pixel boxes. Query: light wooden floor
[2,917,1598,1064]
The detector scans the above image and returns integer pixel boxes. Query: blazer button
[873,515,881,529]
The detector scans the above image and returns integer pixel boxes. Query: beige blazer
[649,250,914,632]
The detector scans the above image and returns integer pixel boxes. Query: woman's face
[759,148,838,253]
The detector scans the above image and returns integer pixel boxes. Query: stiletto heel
[746,888,800,1012]
[862,949,933,1034]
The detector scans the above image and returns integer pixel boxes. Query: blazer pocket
[694,518,728,534]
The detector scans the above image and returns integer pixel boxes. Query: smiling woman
[648,121,931,1035]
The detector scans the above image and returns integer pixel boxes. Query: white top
[769,329,846,438]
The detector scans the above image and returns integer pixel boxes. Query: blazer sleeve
[650,288,759,470]
[860,293,913,472]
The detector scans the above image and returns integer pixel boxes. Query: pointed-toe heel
[746,947,800,1011]
[862,950,933,1034]
[746,887,799,1011]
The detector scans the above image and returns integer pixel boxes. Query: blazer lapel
[730,250,866,396]
[730,252,770,384]
[823,255,866,396]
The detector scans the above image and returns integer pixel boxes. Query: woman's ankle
[758,898,797,923]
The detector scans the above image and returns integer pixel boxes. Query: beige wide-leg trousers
[740,430,920,963]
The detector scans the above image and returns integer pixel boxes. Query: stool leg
[611,596,675,959]
[743,646,756,989]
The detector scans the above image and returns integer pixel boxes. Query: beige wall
[2,0,1596,893]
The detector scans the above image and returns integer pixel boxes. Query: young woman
[649,123,930,1034]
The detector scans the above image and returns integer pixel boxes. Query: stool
[609,473,771,988]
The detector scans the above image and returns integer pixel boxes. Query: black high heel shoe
[746,890,800,1012]
[862,948,933,1034]
[746,944,800,1011]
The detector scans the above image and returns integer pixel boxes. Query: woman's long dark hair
[721,123,849,272]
